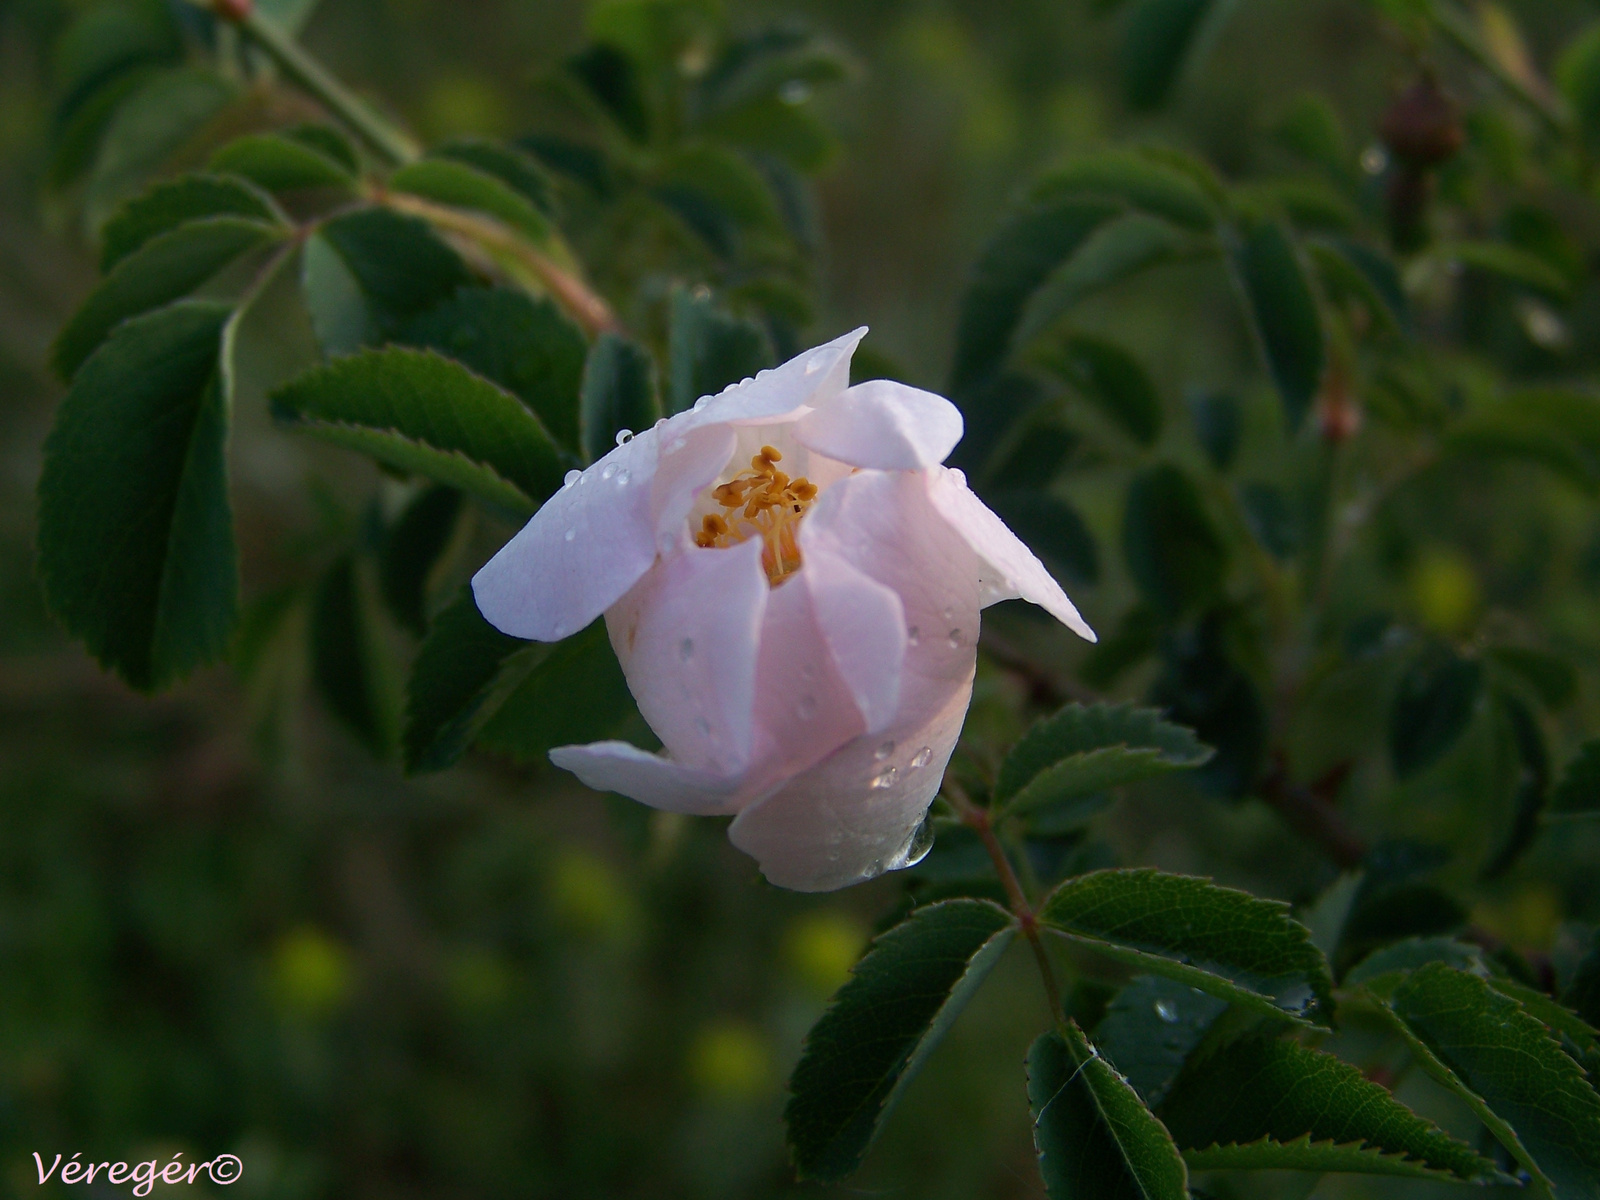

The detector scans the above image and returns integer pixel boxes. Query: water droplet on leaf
[1154,1000,1179,1023]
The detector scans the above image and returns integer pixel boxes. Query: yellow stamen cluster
[693,446,819,585]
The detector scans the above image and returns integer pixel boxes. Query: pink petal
[548,742,746,815]
[605,536,768,774]
[681,327,866,429]
[925,466,1097,642]
[795,379,964,469]
[801,548,906,734]
[727,670,973,891]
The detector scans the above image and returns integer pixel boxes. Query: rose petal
[680,326,866,429]
[795,379,964,469]
[925,466,1097,642]
[801,547,906,734]
[549,741,746,815]
[727,669,972,891]
[606,536,768,774]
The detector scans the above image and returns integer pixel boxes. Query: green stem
[1428,1,1569,138]
[212,2,421,166]
[945,781,1066,1027]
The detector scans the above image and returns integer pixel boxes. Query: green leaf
[1122,464,1226,618]
[1442,240,1574,302]
[475,621,638,765]
[282,123,358,173]
[49,69,156,193]
[1039,869,1333,1022]
[309,208,472,341]
[1237,482,1299,560]
[209,133,355,193]
[1307,238,1408,337]
[1557,22,1600,150]
[651,148,787,260]
[36,301,236,691]
[1445,389,1600,494]
[1016,213,1191,348]
[701,94,838,172]
[1094,975,1228,1107]
[1343,937,1487,992]
[378,486,462,637]
[1485,644,1578,710]
[950,196,1119,395]
[1246,178,1357,233]
[995,703,1211,818]
[1274,92,1350,176]
[53,216,284,380]
[1121,0,1219,110]
[1549,738,1600,820]
[401,286,587,455]
[786,899,1016,1181]
[566,42,650,143]
[389,157,556,246]
[1386,962,1600,1196]
[1028,1023,1189,1200]
[1487,977,1600,1079]
[1031,152,1217,231]
[1482,689,1550,880]
[270,347,563,516]
[1389,646,1482,779]
[50,2,178,123]
[431,139,555,214]
[1039,334,1163,446]
[984,492,1100,588]
[1159,1033,1496,1181]
[581,333,660,465]
[1188,391,1240,471]
[1565,933,1600,1033]
[1228,218,1324,431]
[99,172,281,271]
[668,287,772,414]
[402,585,526,773]
[311,553,399,757]
[85,66,238,231]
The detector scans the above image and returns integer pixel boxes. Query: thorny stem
[205,0,422,166]
[944,781,1065,1028]
[382,192,619,336]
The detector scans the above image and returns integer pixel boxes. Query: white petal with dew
[605,536,767,774]
[925,465,1096,642]
[549,742,746,816]
[801,547,906,734]
[795,379,964,469]
[680,327,866,429]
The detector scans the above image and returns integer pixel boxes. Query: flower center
[692,445,818,586]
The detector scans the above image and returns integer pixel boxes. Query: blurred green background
[3,1,1600,1197]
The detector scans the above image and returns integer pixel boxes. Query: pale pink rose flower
[473,329,1095,891]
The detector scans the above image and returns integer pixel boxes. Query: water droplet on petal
[658,531,676,553]
[874,741,895,762]
[653,417,666,430]
[804,357,821,375]
[796,694,818,720]
[615,468,630,486]
[906,625,920,646]
[693,396,710,411]
[949,468,966,486]
[563,469,580,489]
[615,428,634,445]
[668,436,687,452]
[869,766,897,790]
[941,606,955,622]
[1154,1000,1179,1024]
[696,716,712,736]
[947,629,964,648]
[893,816,936,869]
[910,746,933,770]
[551,623,566,638]
[600,463,616,481]
[563,527,576,542]
[679,638,694,662]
